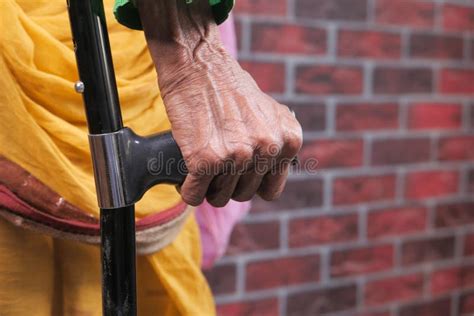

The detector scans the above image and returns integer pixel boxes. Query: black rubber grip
[119,128,187,205]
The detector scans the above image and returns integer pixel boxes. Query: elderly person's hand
[137,0,302,207]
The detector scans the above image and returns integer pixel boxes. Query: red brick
[470,169,474,193]
[185,0,474,311]
[471,104,474,128]
[295,0,367,21]
[287,284,357,315]
[440,69,474,94]
[353,312,391,316]
[295,65,363,95]
[435,202,474,228]
[251,23,326,55]
[408,103,462,130]
[336,103,399,131]
[375,0,435,28]
[235,19,242,52]
[438,136,474,161]
[401,236,455,266]
[330,245,394,278]
[226,221,280,255]
[374,67,433,94]
[464,233,474,257]
[368,207,427,239]
[410,33,464,60]
[246,255,320,291]
[399,298,452,316]
[405,170,459,200]
[204,264,237,295]
[472,40,474,60]
[299,139,364,169]
[289,214,358,248]
[443,4,474,32]
[333,175,396,205]
[217,298,279,316]
[365,274,424,306]
[460,291,474,314]
[251,178,323,212]
[338,30,401,59]
[468,40,474,60]
[371,138,431,166]
[239,61,285,93]
[289,103,326,132]
[235,0,286,16]
[431,264,474,295]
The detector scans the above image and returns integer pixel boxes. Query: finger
[232,168,265,202]
[258,160,290,201]
[257,119,302,201]
[206,173,241,207]
[232,144,275,201]
[180,173,213,206]
[242,139,281,201]
[232,171,264,202]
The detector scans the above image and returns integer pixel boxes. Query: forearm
[137,0,223,74]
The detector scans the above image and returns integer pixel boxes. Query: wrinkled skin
[138,0,303,207]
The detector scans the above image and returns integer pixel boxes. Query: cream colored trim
[0,206,192,255]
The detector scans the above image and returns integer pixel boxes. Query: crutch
[67,0,186,314]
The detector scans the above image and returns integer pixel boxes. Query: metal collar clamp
[89,128,187,209]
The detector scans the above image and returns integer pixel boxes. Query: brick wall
[205,0,474,315]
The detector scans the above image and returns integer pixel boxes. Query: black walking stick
[67,0,186,314]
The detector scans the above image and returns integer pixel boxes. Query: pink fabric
[218,15,238,58]
[196,15,251,269]
[197,200,251,269]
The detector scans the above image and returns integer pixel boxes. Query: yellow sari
[0,0,214,314]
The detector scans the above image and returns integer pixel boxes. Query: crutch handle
[89,128,187,209]
[128,129,187,193]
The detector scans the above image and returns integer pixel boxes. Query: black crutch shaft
[67,0,137,315]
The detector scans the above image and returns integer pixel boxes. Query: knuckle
[208,152,224,165]
[257,136,282,157]
[232,144,253,160]
[282,130,303,158]
[230,144,254,170]
[188,151,221,175]
[256,134,277,148]
[285,136,303,157]
[187,152,209,170]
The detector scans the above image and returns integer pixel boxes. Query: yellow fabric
[0,0,215,315]
[0,214,213,316]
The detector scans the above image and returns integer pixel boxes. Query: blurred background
[205,0,474,315]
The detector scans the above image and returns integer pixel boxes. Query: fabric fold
[0,1,215,314]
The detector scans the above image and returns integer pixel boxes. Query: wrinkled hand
[160,55,302,207]
[138,0,302,207]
